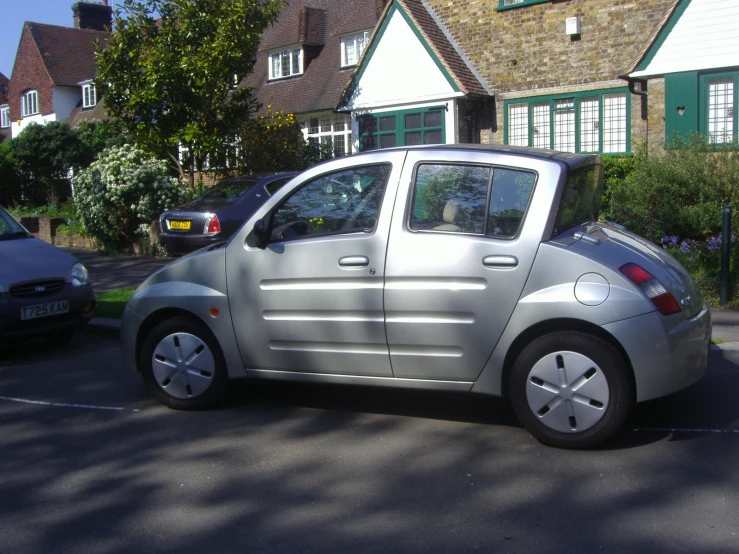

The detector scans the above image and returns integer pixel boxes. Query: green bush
[72,144,188,251]
[600,155,635,220]
[609,134,739,242]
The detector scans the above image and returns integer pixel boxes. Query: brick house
[0,71,9,141]
[4,1,111,139]
[625,0,739,146]
[242,0,386,157]
[338,0,684,155]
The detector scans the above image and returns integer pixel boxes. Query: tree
[74,119,128,160]
[96,0,281,185]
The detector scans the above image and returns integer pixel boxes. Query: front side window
[341,31,370,67]
[701,73,738,144]
[269,47,303,79]
[82,83,97,108]
[410,164,536,238]
[270,164,392,241]
[0,106,9,128]
[505,89,630,154]
[22,90,39,117]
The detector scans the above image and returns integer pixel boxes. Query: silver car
[121,145,711,449]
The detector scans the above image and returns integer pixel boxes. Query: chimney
[73,1,113,31]
[298,7,327,46]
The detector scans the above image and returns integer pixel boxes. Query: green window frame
[699,71,738,144]
[497,0,551,11]
[504,88,631,154]
[358,106,445,152]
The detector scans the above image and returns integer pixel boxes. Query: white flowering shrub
[72,144,188,250]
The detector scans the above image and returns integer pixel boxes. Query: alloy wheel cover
[151,332,216,399]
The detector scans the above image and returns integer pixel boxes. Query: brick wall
[426,0,676,147]
[6,25,55,122]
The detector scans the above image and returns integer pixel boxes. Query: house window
[22,90,39,117]
[82,83,97,108]
[0,106,9,128]
[505,89,630,154]
[301,113,352,157]
[700,72,738,144]
[340,31,370,67]
[497,0,551,10]
[269,47,303,79]
[358,107,445,152]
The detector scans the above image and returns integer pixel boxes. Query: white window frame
[301,112,352,157]
[82,83,97,108]
[0,105,9,128]
[268,46,303,80]
[340,31,370,67]
[22,90,39,117]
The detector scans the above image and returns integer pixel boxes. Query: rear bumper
[159,233,225,255]
[603,303,711,402]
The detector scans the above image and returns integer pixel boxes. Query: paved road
[0,333,738,553]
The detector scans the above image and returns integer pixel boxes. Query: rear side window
[265,177,291,196]
[410,164,535,238]
[553,163,604,236]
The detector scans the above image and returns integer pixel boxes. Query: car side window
[487,169,536,238]
[265,177,291,196]
[410,164,490,234]
[270,164,392,242]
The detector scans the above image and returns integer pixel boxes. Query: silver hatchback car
[121,145,710,449]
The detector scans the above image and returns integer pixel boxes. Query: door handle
[339,255,369,268]
[482,255,518,268]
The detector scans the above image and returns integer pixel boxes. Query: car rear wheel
[139,316,228,410]
[509,331,633,449]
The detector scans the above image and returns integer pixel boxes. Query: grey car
[121,145,711,449]
[0,205,95,345]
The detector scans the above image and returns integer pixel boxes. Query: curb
[711,342,739,351]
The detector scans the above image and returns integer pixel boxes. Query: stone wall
[426,0,676,148]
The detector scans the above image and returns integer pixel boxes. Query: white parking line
[0,395,132,412]
[634,427,739,434]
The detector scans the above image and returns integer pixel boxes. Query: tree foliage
[96,0,281,179]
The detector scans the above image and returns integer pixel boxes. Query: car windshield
[0,207,29,240]
[552,163,603,237]
[184,177,258,210]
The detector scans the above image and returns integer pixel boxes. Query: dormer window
[82,83,97,108]
[269,46,303,80]
[0,106,9,128]
[341,31,370,67]
[22,90,39,117]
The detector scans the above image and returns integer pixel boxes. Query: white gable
[342,8,458,110]
[631,0,739,78]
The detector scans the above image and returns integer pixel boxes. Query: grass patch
[712,338,725,345]
[94,287,136,319]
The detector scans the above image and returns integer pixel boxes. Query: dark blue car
[159,172,298,255]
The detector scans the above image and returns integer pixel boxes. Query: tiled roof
[397,0,489,96]
[27,22,108,86]
[243,0,382,116]
[66,97,109,127]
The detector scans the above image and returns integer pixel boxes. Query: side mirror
[247,217,269,249]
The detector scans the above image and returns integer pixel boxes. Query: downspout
[618,75,648,121]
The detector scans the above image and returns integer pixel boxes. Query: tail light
[203,213,221,235]
[620,263,681,315]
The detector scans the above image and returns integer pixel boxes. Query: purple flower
[707,236,721,253]
[661,235,679,248]
[680,240,693,253]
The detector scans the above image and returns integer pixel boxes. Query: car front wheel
[509,331,633,449]
[139,316,228,410]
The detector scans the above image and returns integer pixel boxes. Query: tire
[139,316,228,410]
[509,331,633,449]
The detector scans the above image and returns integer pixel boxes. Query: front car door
[226,151,407,377]
[384,149,560,382]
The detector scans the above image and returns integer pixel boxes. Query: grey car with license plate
[0,205,95,345]
[121,145,710,449]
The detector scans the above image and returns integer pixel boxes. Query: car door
[225,151,406,376]
[384,150,553,382]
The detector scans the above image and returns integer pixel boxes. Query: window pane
[580,97,600,152]
[380,134,396,148]
[487,169,535,237]
[405,113,422,129]
[379,116,396,132]
[309,118,319,135]
[424,130,442,144]
[272,55,280,78]
[553,98,575,153]
[344,37,357,65]
[508,103,528,147]
[410,164,490,234]
[708,78,734,144]
[603,93,627,152]
[405,131,422,146]
[334,134,346,157]
[291,49,301,75]
[320,115,332,133]
[532,102,550,149]
[270,164,392,240]
[424,110,442,127]
[281,51,290,75]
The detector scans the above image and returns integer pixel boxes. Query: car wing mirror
[247,216,270,249]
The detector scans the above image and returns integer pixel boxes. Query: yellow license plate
[169,220,191,230]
